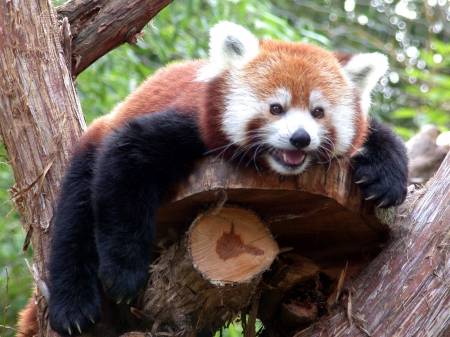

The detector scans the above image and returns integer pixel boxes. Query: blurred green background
[1,0,449,336]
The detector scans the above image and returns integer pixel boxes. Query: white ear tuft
[342,53,389,113]
[196,21,259,82]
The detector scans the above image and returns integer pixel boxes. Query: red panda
[17,21,408,336]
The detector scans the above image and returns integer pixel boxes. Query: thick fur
[16,297,38,337]
[353,118,408,207]
[48,111,206,336]
[17,22,408,336]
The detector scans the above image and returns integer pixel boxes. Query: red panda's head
[198,22,388,175]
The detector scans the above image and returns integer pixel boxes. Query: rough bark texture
[56,0,173,77]
[0,1,86,337]
[0,0,170,336]
[292,153,450,336]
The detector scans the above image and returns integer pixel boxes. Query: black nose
[290,128,311,149]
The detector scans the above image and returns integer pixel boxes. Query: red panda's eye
[270,104,284,115]
[312,108,324,119]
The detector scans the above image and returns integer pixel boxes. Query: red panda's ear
[196,21,259,81]
[341,53,389,113]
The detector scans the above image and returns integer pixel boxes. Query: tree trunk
[0,0,170,336]
[0,0,85,336]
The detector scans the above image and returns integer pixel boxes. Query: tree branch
[56,0,173,77]
[294,153,450,336]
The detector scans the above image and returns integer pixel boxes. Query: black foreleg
[48,143,102,336]
[352,118,409,208]
[92,110,207,303]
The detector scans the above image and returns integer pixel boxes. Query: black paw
[352,118,409,208]
[353,156,407,208]
[49,287,102,336]
[98,262,148,304]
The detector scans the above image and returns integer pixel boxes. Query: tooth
[283,152,287,162]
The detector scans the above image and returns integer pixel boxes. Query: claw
[377,200,386,207]
[355,179,367,184]
[90,316,96,324]
[365,194,377,201]
[67,327,72,335]
[117,297,123,304]
[127,298,131,305]
[76,322,82,334]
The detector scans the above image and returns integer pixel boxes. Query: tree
[1,0,450,337]
[0,0,170,336]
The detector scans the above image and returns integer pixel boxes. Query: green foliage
[0,146,32,337]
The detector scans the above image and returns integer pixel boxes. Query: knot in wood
[216,222,264,261]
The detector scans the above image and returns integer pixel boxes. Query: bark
[293,153,450,336]
[56,0,173,77]
[0,1,85,336]
[0,0,170,336]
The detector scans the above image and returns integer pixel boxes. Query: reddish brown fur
[245,41,348,107]
[16,297,38,337]
[77,42,367,157]
[198,74,231,156]
[78,60,209,152]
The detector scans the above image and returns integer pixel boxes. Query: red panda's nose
[290,128,311,149]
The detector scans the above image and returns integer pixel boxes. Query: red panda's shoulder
[79,59,209,150]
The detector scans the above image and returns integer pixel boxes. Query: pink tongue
[283,149,304,165]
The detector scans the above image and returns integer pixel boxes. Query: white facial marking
[264,109,321,152]
[221,75,261,145]
[267,87,292,108]
[310,90,356,156]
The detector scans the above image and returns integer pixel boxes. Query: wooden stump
[120,156,388,336]
[135,205,279,336]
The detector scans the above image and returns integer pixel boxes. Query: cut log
[190,206,279,283]
[156,156,388,281]
[134,205,279,336]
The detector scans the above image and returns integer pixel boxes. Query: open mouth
[270,148,307,168]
